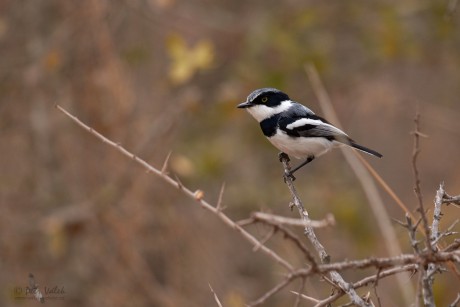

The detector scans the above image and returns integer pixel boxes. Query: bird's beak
[237,101,253,108]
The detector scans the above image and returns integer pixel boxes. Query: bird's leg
[278,152,296,181]
[286,155,315,179]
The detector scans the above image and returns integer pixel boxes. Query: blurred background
[1,0,460,306]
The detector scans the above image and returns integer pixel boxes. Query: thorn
[363,291,371,302]
[325,213,336,226]
[216,182,226,211]
[236,218,255,227]
[209,283,223,307]
[410,131,429,138]
[392,217,407,228]
[174,174,183,190]
[161,151,172,175]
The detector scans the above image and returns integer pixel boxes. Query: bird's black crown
[246,88,290,107]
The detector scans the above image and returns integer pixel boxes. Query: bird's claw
[278,152,290,162]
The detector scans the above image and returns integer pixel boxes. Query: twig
[290,290,319,304]
[403,213,422,254]
[353,267,415,306]
[252,227,276,252]
[244,213,319,267]
[216,182,226,211]
[315,265,418,307]
[55,105,295,273]
[443,239,460,252]
[449,292,460,307]
[309,251,460,274]
[411,110,432,252]
[251,211,335,228]
[209,284,223,307]
[161,151,172,174]
[443,193,460,206]
[410,110,437,307]
[293,278,306,307]
[275,223,318,267]
[248,271,303,306]
[373,268,383,307]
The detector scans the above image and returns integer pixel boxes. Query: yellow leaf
[166,34,214,84]
[192,40,214,69]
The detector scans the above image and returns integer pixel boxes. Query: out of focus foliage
[1,1,459,306]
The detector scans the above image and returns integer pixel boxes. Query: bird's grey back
[283,102,315,118]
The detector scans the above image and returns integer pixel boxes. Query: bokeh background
[1,1,460,306]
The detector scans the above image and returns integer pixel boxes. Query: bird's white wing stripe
[286,118,349,136]
[286,118,323,130]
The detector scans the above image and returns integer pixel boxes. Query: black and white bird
[237,88,382,178]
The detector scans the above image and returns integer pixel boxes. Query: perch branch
[279,153,369,307]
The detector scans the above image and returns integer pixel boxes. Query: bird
[237,88,382,179]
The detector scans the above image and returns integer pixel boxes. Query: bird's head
[237,88,291,122]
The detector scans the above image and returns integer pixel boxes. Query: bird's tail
[350,142,383,158]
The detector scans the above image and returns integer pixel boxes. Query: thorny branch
[55,104,295,273]
[411,110,432,252]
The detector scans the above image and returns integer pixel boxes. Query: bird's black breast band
[260,115,280,137]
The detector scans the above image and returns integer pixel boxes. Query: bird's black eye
[261,96,268,103]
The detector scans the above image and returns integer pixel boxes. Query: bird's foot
[278,152,290,163]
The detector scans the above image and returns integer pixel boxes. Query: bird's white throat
[246,100,292,122]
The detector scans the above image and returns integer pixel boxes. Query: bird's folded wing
[282,116,350,143]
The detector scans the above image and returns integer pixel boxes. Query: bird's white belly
[268,131,335,159]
